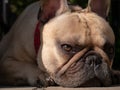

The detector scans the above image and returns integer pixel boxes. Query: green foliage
[70,0,88,8]
[10,0,38,15]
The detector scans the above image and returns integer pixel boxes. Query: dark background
[0,0,120,69]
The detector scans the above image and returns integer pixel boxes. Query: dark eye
[61,44,72,52]
[103,42,115,59]
[109,47,114,54]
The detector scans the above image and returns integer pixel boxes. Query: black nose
[85,55,102,66]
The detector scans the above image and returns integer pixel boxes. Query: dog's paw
[27,71,55,87]
[27,73,46,87]
[36,76,56,87]
[111,70,120,85]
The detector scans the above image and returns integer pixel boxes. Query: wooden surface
[0,86,120,90]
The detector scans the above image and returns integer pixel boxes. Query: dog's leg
[0,58,48,86]
[111,70,120,86]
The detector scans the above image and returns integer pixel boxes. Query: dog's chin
[52,59,112,87]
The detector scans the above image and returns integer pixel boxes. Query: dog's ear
[87,0,111,18]
[39,0,69,23]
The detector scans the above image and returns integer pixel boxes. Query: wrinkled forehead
[43,12,115,45]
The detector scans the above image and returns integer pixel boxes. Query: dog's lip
[55,48,88,77]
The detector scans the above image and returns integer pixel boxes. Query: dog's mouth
[52,49,112,87]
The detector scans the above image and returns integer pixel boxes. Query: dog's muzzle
[52,50,112,87]
[83,51,102,68]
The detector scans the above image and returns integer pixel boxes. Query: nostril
[85,55,102,66]
[95,58,102,66]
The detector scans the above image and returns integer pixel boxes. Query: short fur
[0,0,120,87]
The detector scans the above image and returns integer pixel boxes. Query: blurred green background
[0,0,120,69]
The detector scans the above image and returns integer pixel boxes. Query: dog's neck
[34,21,42,54]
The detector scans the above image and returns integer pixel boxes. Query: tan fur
[41,12,115,73]
[40,12,115,87]
[0,1,48,86]
[0,0,120,87]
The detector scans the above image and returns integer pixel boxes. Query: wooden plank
[0,86,120,90]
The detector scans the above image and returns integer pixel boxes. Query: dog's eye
[103,42,115,59]
[61,44,72,52]
[109,47,114,54]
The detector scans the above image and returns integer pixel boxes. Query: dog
[0,0,120,87]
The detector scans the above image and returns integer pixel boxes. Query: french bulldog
[0,0,120,87]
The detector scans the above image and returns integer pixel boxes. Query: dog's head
[37,0,115,87]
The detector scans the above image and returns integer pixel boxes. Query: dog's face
[38,0,115,87]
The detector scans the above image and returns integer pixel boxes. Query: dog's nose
[85,55,102,66]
